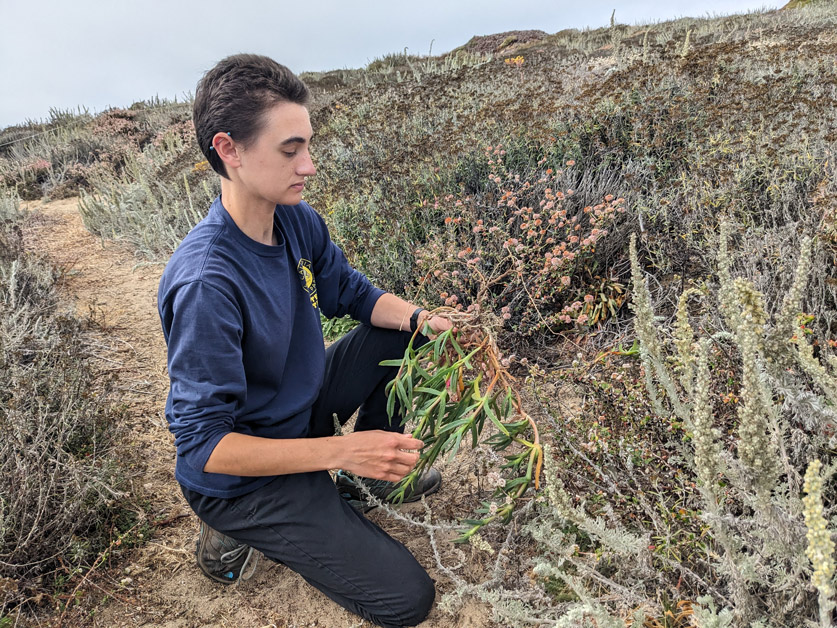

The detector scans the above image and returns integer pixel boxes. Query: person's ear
[212,132,241,170]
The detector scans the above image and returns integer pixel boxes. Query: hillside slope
[2,2,837,626]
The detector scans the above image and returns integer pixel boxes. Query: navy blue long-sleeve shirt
[158,196,384,497]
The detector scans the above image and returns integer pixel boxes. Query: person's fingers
[373,460,415,482]
[396,435,424,450]
[391,461,417,477]
[430,315,453,331]
[391,448,419,466]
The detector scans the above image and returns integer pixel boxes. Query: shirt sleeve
[162,279,245,475]
[308,206,384,324]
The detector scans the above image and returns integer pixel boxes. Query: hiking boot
[195,522,258,584]
[335,468,442,513]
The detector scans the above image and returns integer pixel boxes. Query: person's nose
[298,151,316,177]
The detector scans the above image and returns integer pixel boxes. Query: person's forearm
[370,293,427,331]
[203,429,425,481]
[203,432,344,476]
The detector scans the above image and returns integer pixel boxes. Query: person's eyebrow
[280,133,314,146]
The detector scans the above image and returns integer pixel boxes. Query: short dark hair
[193,54,310,179]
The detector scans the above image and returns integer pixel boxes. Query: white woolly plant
[628,234,691,429]
[631,233,762,619]
[675,287,704,396]
[803,459,836,628]
[458,228,836,627]
[716,222,781,497]
[726,277,778,499]
[691,595,735,628]
[769,233,812,359]
[538,444,647,556]
[692,338,722,499]
[629,225,837,624]
[787,247,837,406]
[523,444,651,625]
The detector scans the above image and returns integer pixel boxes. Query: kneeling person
[158,53,449,628]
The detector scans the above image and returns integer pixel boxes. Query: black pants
[181,324,434,628]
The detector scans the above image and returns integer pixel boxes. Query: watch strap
[409,308,426,333]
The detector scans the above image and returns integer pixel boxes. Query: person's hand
[420,312,453,339]
[339,430,424,482]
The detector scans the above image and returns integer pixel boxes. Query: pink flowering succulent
[414,148,625,334]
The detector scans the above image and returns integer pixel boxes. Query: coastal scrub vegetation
[2,1,837,624]
[0,187,131,616]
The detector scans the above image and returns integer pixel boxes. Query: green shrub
[320,313,359,341]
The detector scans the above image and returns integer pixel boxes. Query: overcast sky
[1,0,778,129]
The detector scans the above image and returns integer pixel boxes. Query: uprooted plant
[380,306,543,542]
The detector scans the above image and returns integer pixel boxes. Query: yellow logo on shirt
[297,259,318,309]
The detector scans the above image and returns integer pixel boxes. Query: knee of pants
[409,573,436,625]
[382,571,436,627]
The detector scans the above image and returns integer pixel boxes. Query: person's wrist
[324,434,347,471]
[420,310,432,332]
[409,307,426,333]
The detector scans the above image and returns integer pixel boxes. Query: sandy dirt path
[21,197,498,628]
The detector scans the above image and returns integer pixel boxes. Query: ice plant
[381,306,542,542]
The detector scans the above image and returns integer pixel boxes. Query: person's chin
[276,192,304,206]
[282,187,305,205]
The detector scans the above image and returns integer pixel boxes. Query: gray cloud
[0,0,776,128]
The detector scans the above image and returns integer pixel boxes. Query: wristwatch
[409,308,426,333]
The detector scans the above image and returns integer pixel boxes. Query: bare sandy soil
[21,197,503,628]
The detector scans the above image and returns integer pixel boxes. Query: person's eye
[283,151,297,157]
